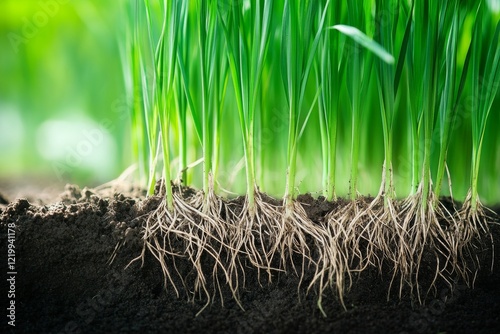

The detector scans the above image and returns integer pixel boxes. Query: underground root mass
[124,182,495,315]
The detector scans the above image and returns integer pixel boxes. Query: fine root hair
[453,191,495,284]
[399,182,460,302]
[131,179,495,315]
[139,179,236,314]
[225,189,283,286]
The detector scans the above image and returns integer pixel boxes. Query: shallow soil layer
[1,184,499,334]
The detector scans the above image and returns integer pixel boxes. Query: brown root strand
[133,179,495,316]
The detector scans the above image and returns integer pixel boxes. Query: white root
[133,179,494,315]
[225,189,283,286]
[454,191,495,284]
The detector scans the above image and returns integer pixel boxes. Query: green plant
[467,5,500,214]
[124,0,499,315]
[280,0,328,207]
[315,0,343,202]
[456,4,500,283]
[126,0,183,210]
[220,0,273,211]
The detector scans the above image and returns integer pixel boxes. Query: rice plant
[218,0,283,281]
[124,0,500,314]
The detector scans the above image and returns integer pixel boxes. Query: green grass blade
[329,25,395,64]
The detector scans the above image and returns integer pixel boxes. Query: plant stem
[349,110,360,201]
[246,128,256,210]
[284,99,297,207]
[470,145,481,211]
[173,75,187,184]
[384,136,393,205]
[349,46,361,202]
[158,94,174,211]
[421,86,436,212]
[318,103,329,199]
[327,119,337,201]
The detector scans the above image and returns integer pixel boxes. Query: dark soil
[1,184,499,334]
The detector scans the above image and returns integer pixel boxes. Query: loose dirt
[1,184,499,333]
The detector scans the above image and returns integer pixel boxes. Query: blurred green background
[0,0,128,187]
[0,0,499,203]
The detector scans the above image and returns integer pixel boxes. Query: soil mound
[1,184,499,333]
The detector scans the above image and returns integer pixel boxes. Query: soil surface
[1,183,499,334]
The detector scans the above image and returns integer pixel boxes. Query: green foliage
[469,4,500,210]
[124,0,500,312]
[280,0,330,204]
[220,0,274,209]
[126,0,500,206]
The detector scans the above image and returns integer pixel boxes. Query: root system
[137,181,496,315]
